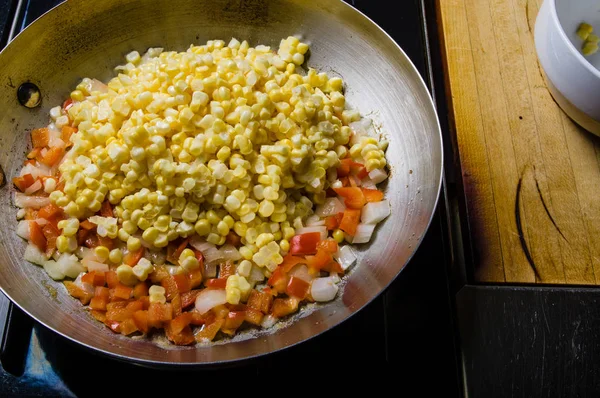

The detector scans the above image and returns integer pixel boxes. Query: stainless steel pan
[0,0,442,365]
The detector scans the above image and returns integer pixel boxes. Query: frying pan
[0,0,442,365]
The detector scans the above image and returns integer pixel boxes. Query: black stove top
[0,1,460,395]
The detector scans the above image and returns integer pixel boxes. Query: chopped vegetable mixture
[13,37,390,345]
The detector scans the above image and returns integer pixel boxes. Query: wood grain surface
[436,0,600,284]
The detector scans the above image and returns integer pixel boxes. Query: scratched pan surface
[0,0,442,365]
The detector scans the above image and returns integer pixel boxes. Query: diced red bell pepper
[170,312,193,335]
[64,281,93,305]
[306,248,334,272]
[106,301,132,322]
[31,128,49,148]
[95,286,109,299]
[219,261,235,279]
[362,188,384,202]
[339,209,361,236]
[149,265,170,284]
[165,322,195,345]
[92,272,106,287]
[81,272,95,285]
[13,174,35,192]
[90,310,106,323]
[173,273,192,293]
[221,311,245,334]
[29,221,47,252]
[42,222,60,257]
[171,294,182,317]
[123,247,144,266]
[271,297,300,318]
[289,232,321,255]
[133,310,149,333]
[247,290,273,314]
[205,278,227,289]
[77,228,90,246]
[181,289,201,309]
[113,283,133,301]
[148,303,173,328]
[39,146,65,167]
[105,320,121,333]
[285,277,310,299]
[119,318,139,336]
[160,274,179,301]
[62,98,74,111]
[325,215,339,230]
[244,308,264,326]
[225,231,242,247]
[334,187,366,209]
[38,203,62,219]
[100,200,113,218]
[61,126,77,147]
[105,271,119,288]
[133,282,149,299]
[317,239,338,253]
[280,254,307,273]
[80,220,95,230]
[126,300,144,313]
[267,266,289,294]
[89,296,108,311]
[139,296,150,310]
[194,319,224,342]
[26,148,42,161]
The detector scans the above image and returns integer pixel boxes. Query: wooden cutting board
[436,0,600,284]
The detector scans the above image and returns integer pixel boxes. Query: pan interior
[0,0,442,365]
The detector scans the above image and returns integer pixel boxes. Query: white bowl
[535,0,600,136]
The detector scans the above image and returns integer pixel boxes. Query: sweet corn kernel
[94,246,110,261]
[116,264,138,286]
[109,248,123,263]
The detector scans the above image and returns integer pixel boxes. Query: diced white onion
[361,200,391,225]
[167,265,179,275]
[368,168,388,184]
[195,288,227,314]
[351,224,376,244]
[90,78,109,93]
[43,260,65,280]
[19,163,51,179]
[86,260,109,273]
[334,245,357,271]
[248,265,265,283]
[146,249,166,265]
[349,118,372,145]
[57,253,86,278]
[17,220,30,240]
[316,197,346,218]
[14,193,51,209]
[220,244,242,262]
[204,262,217,278]
[288,264,314,282]
[294,226,327,240]
[48,128,66,148]
[24,180,42,195]
[24,243,47,265]
[305,214,325,227]
[81,251,102,266]
[310,277,339,302]
[190,236,223,264]
[360,176,377,189]
[261,314,277,328]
